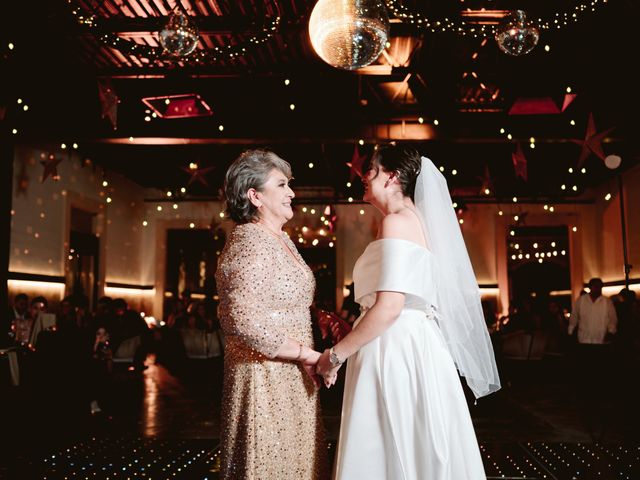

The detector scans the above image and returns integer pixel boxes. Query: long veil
[415,157,501,399]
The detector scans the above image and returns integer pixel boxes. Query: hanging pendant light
[309,0,390,70]
[159,10,199,57]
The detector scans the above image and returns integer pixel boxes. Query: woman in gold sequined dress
[216,149,327,479]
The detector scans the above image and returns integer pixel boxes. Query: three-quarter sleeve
[217,231,287,358]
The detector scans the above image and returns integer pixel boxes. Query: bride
[317,145,500,479]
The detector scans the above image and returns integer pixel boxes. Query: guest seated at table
[110,298,152,372]
[186,301,213,331]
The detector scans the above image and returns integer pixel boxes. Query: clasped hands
[299,348,342,389]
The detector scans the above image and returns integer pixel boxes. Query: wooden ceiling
[1,0,638,198]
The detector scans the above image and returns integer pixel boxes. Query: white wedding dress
[334,238,486,480]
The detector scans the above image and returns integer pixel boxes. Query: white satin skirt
[334,309,486,480]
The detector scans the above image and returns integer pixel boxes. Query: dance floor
[2,355,639,479]
[5,437,640,479]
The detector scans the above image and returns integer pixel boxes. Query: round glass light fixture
[495,10,539,56]
[159,10,199,56]
[308,0,390,70]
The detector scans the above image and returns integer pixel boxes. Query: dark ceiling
[1,0,638,201]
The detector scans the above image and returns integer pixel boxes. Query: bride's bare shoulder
[380,209,424,245]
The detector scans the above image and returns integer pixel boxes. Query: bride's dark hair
[366,145,422,201]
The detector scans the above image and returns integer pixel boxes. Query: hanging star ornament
[16,161,30,195]
[41,155,62,182]
[347,144,367,181]
[512,142,528,182]
[571,113,615,168]
[478,164,493,195]
[97,78,120,130]
[181,164,215,188]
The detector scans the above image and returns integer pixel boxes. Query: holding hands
[316,349,342,387]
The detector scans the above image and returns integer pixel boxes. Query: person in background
[568,277,618,438]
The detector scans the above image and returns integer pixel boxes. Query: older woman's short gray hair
[223,149,292,224]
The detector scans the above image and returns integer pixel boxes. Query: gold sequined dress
[216,222,326,479]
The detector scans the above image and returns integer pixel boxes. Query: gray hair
[223,149,292,224]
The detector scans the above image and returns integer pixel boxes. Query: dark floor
[2,352,639,479]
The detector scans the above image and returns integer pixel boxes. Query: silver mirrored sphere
[159,11,199,57]
[309,0,390,70]
[495,10,539,56]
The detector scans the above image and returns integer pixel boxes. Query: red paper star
[98,79,120,130]
[478,164,493,195]
[346,144,367,181]
[512,142,528,182]
[181,165,215,188]
[572,113,615,167]
[41,156,62,183]
[16,161,30,195]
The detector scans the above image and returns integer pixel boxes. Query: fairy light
[284,79,290,86]
[308,162,314,169]
[142,220,148,226]
[189,223,195,229]
[358,139,364,146]
[605,193,612,201]
[433,119,439,126]
[384,0,606,37]
[418,117,424,124]
[68,1,281,64]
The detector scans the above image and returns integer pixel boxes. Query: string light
[67,0,281,65]
[384,0,606,37]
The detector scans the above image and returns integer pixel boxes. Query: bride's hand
[316,349,341,387]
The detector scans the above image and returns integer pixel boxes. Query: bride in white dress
[317,146,500,479]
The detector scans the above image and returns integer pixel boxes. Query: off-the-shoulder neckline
[366,237,433,256]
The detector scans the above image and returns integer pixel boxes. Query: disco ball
[159,11,199,57]
[308,0,390,70]
[495,10,539,56]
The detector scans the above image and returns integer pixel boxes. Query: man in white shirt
[569,278,617,344]
[569,278,618,440]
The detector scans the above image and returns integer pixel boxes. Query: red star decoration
[571,113,615,167]
[41,156,62,183]
[512,142,528,182]
[478,164,493,195]
[16,161,30,195]
[346,144,367,181]
[98,79,120,130]
[181,165,215,188]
